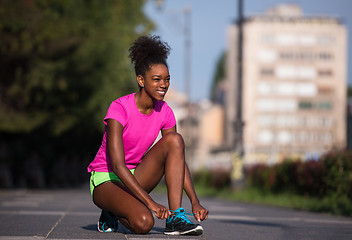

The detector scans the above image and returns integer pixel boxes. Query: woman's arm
[107,119,169,219]
[161,126,209,221]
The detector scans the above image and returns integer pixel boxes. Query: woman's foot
[97,210,119,233]
[164,208,203,236]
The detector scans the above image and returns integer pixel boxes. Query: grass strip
[154,183,352,216]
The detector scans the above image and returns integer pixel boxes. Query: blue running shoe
[97,210,118,233]
[164,207,203,236]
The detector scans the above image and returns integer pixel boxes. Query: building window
[299,52,314,60]
[257,99,297,112]
[277,83,295,96]
[276,34,296,45]
[277,131,292,144]
[298,67,316,79]
[258,50,277,63]
[257,130,274,143]
[318,86,333,95]
[280,52,294,60]
[298,117,307,127]
[318,69,333,77]
[316,117,332,127]
[260,68,274,76]
[276,66,316,79]
[299,101,313,109]
[258,115,275,126]
[317,102,332,110]
[276,66,296,79]
[298,132,310,142]
[257,83,273,95]
[298,34,316,45]
[319,52,333,61]
[297,83,317,97]
[318,36,333,45]
[261,34,275,44]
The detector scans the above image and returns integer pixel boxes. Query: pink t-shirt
[87,93,176,172]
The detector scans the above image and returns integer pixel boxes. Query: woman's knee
[163,132,184,149]
[131,211,154,234]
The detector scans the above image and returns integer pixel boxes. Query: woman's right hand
[148,201,170,220]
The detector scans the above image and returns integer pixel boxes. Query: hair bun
[129,35,171,76]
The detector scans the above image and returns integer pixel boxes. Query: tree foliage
[0,0,154,135]
[210,52,225,103]
[0,0,154,187]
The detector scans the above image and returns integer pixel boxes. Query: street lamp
[231,0,245,189]
[234,0,244,157]
[152,1,193,153]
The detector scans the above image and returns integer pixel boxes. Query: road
[0,184,351,240]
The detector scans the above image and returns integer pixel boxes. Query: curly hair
[128,35,171,77]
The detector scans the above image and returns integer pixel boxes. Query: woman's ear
[137,75,144,88]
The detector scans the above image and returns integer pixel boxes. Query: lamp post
[234,0,244,157]
[231,0,245,189]
[152,1,193,154]
[183,6,192,152]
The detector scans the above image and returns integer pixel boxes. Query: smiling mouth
[157,90,167,96]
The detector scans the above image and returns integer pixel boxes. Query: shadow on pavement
[220,219,283,228]
[82,224,97,231]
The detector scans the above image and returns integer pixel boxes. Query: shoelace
[169,208,194,224]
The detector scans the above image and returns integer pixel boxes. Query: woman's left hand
[192,202,209,222]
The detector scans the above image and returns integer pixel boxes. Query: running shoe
[164,207,203,236]
[97,210,118,233]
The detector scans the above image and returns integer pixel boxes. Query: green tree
[0,0,153,135]
[0,0,154,187]
[210,52,225,103]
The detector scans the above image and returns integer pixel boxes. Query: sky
[144,0,352,102]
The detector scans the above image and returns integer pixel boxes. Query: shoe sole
[164,225,203,236]
[97,221,114,233]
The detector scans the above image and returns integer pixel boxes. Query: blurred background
[0,0,351,215]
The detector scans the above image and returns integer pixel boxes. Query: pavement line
[0,210,97,216]
[210,215,257,221]
[0,237,44,240]
[44,213,66,240]
[208,205,246,213]
[2,208,350,226]
[2,201,40,207]
[0,239,201,240]
[127,239,198,240]
[209,214,352,225]
[262,216,352,225]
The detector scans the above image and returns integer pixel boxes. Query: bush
[245,164,275,192]
[244,150,352,216]
[193,168,231,189]
[272,160,298,193]
[295,160,325,196]
[320,151,352,198]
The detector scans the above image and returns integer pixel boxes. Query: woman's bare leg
[134,132,186,210]
[92,132,185,233]
[93,181,154,234]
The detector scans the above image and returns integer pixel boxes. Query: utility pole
[184,6,194,163]
[231,0,245,189]
[234,0,244,156]
[184,6,191,102]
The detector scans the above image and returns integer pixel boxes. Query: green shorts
[89,169,135,198]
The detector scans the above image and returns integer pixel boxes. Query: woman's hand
[192,202,209,222]
[148,201,171,220]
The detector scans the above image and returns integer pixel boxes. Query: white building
[225,4,348,165]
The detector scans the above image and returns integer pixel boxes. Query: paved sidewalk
[0,185,351,239]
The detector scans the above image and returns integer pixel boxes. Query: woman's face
[139,64,170,101]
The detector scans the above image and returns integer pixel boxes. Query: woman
[87,35,208,235]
